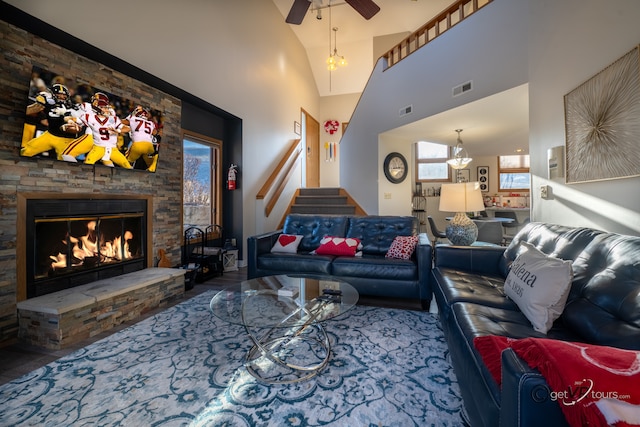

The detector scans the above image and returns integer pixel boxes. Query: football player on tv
[123,105,159,172]
[61,92,116,163]
[21,84,82,159]
[72,92,132,168]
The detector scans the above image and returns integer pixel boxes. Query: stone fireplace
[17,193,153,302]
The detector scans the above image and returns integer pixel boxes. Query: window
[498,155,530,191]
[182,132,221,231]
[415,141,452,182]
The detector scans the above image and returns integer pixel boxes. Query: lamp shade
[439,182,485,213]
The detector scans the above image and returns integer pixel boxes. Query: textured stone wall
[0,19,184,344]
[17,268,186,350]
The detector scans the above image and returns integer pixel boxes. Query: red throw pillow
[385,235,419,260]
[315,236,361,256]
[271,234,303,253]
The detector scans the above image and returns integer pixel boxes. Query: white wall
[340,0,530,214]
[318,93,359,188]
[528,0,640,235]
[7,0,321,244]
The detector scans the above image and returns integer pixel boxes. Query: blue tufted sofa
[247,214,433,308]
[431,222,640,427]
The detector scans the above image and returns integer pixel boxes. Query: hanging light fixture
[326,3,346,72]
[446,129,473,170]
[327,27,347,70]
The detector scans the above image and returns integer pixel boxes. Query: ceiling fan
[285,0,380,25]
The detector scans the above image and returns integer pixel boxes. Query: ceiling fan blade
[286,0,311,25]
[345,0,380,20]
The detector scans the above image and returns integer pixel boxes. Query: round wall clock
[383,152,408,183]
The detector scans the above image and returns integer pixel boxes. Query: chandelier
[326,2,346,72]
[327,27,347,71]
[446,129,472,170]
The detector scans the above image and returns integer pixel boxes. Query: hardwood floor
[0,267,424,386]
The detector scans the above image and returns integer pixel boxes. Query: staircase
[289,188,359,215]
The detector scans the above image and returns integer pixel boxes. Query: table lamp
[439,182,485,246]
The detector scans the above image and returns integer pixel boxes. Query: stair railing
[256,138,303,218]
[381,0,493,70]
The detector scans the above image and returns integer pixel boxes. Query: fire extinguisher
[227,163,238,190]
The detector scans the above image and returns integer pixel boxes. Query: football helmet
[134,106,150,119]
[51,84,70,102]
[91,92,110,114]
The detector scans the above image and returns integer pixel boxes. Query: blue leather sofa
[247,214,433,309]
[431,222,640,427]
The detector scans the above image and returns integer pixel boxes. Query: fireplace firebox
[25,198,149,299]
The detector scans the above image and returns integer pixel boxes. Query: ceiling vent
[399,105,413,117]
[452,80,473,97]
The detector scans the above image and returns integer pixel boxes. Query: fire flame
[49,221,133,270]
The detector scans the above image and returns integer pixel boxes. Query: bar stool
[494,211,529,245]
[428,216,447,245]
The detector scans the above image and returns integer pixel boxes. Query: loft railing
[381,0,493,70]
[256,138,302,218]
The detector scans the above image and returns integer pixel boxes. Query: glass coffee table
[209,274,359,384]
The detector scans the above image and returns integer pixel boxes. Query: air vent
[452,80,473,97]
[399,105,413,117]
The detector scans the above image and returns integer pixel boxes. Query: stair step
[298,187,341,196]
[290,204,356,215]
[295,196,348,205]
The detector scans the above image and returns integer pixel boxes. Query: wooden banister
[256,139,301,200]
[256,139,303,217]
[381,0,492,70]
[264,148,302,217]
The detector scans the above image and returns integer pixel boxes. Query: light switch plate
[540,185,549,199]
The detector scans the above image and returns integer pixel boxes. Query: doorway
[302,109,320,188]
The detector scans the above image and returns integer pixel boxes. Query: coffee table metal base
[241,291,333,384]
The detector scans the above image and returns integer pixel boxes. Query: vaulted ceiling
[272,0,529,157]
[272,0,453,97]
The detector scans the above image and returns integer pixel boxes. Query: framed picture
[457,168,470,183]
[477,166,489,192]
[294,121,301,136]
[21,66,164,172]
[564,45,640,183]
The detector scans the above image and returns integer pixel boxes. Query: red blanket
[474,336,640,427]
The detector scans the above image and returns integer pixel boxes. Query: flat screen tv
[21,66,164,172]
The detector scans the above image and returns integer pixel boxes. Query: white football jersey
[126,115,156,142]
[79,113,124,148]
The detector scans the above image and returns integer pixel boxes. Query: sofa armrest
[415,233,433,307]
[434,245,506,275]
[500,348,568,427]
[247,229,282,279]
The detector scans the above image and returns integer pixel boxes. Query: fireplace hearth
[24,197,149,299]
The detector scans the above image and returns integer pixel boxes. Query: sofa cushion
[282,214,349,252]
[315,236,361,256]
[331,255,417,281]
[346,215,418,256]
[504,242,573,334]
[385,235,419,260]
[257,252,334,275]
[500,222,605,277]
[432,267,518,313]
[270,234,303,253]
[562,232,640,350]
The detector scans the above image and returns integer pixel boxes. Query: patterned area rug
[0,290,464,426]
